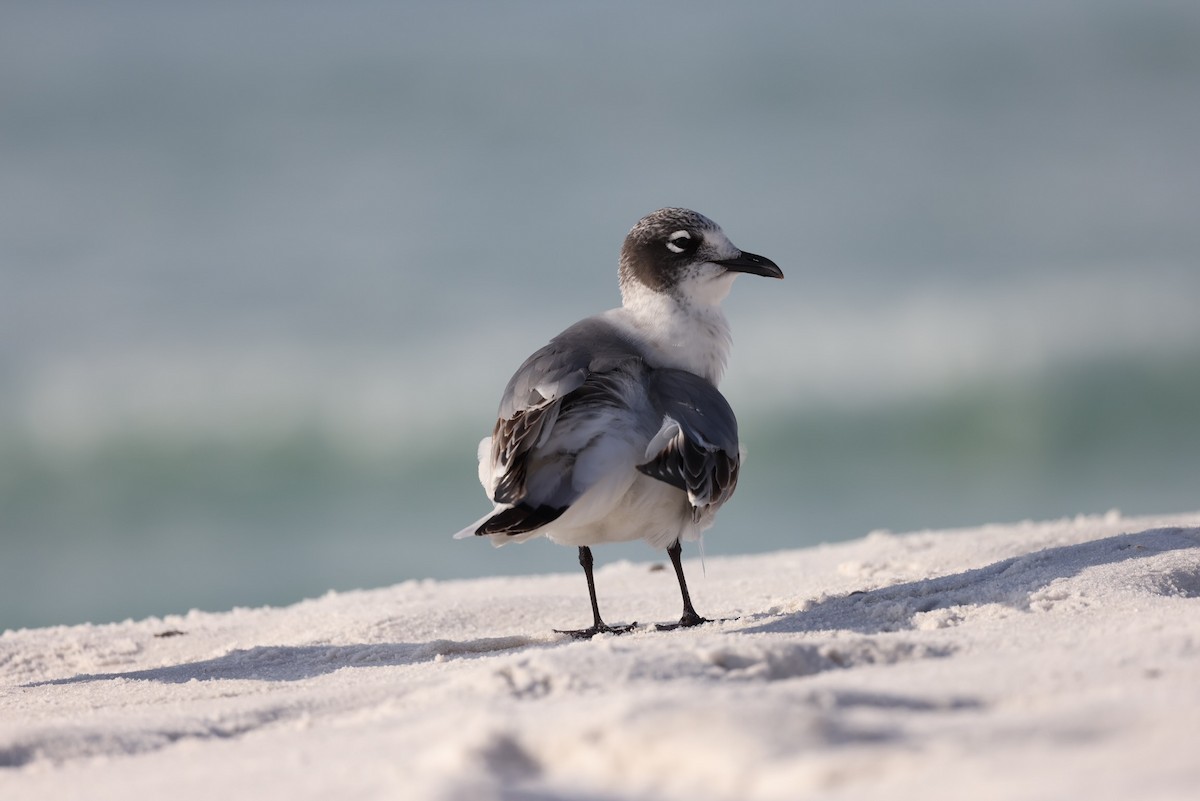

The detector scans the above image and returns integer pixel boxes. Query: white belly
[539,471,698,550]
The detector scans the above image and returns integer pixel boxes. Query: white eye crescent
[666,230,692,254]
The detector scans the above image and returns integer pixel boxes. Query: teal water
[3,1,1199,629]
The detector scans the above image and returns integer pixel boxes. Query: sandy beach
[3,510,1198,800]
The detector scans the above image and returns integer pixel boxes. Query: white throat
[609,279,734,385]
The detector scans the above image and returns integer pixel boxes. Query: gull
[454,208,783,637]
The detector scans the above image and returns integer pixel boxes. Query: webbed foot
[555,621,638,639]
[655,611,710,631]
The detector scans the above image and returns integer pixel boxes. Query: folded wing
[637,368,741,522]
[475,318,646,537]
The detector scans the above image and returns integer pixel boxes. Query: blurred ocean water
[2,1,1199,629]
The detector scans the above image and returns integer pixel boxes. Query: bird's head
[618,207,783,308]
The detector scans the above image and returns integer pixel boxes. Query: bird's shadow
[740,525,1200,636]
[25,635,543,687]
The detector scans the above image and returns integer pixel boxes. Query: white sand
[3,510,1199,800]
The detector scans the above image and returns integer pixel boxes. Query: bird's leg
[554,546,636,639]
[656,539,711,631]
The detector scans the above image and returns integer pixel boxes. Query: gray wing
[637,368,741,519]
[496,316,642,420]
[489,317,644,510]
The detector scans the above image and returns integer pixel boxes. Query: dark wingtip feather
[476,503,568,536]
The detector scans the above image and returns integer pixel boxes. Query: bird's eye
[666,230,695,254]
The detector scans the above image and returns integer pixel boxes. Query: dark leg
[554,546,636,639]
[656,539,710,631]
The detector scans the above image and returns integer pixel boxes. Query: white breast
[604,285,733,385]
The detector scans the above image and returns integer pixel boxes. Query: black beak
[714,250,783,279]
